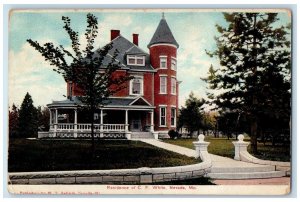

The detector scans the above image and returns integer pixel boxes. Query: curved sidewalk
[140,139,271,167]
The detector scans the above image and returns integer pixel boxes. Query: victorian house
[42,15,180,139]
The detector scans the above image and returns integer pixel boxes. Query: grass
[248,142,290,162]
[8,138,200,172]
[164,136,290,161]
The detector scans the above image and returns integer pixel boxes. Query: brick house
[42,15,180,139]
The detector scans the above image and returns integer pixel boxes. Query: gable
[129,97,152,106]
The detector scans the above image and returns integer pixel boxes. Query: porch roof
[47,96,155,110]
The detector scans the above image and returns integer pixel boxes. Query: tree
[18,93,38,138]
[9,104,19,137]
[201,111,217,136]
[37,106,50,131]
[177,92,205,136]
[27,13,132,154]
[205,13,291,153]
[216,110,250,140]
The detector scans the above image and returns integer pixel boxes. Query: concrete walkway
[140,139,196,157]
[141,139,267,166]
[140,139,287,180]
[141,139,259,165]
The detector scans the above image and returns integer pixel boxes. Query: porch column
[74,109,78,138]
[125,109,131,140]
[100,109,104,138]
[53,108,58,137]
[150,110,154,132]
[125,110,129,132]
[49,109,52,128]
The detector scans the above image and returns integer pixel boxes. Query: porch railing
[57,123,74,130]
[103,124,125,131]
[56,123,126,132]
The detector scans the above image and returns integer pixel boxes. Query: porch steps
[131,132,154,139]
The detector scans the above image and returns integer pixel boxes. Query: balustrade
[57,123,125,132]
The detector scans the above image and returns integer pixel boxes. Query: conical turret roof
[148,16,179,48]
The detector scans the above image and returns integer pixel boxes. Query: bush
[168,129,181,139]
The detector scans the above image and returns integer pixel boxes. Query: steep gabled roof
[95,36,155,71]
[147,17,179,48]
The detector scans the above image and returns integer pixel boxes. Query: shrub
[168,129,181,139]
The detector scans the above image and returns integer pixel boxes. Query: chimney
[111,30,120,41]
[133,33,139,46]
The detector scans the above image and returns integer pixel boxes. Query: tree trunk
[250,118,258,154]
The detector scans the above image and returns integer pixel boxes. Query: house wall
[110,70,129,97]
[67,70,129,97]
[143,72,154,105]
[67,82,84,97]
[67,70,154,106]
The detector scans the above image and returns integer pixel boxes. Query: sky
[8,9,291,108]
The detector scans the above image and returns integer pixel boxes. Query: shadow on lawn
[8,138,200,172]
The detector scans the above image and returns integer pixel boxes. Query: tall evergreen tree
[9,104,19,137]
[18,93,38,138]
[205,13,291,153]
[27,13,132,154]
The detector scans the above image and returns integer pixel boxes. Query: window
[127,55,145,66]
[128,57,135,64]
[136,58,144,65]
[160,107,166,126]
[160,56,167,69]
[130,76,143,95]
[171,108,176,127]
[171,58,177,70]
[171,77,176,95]
[160,76,167,94]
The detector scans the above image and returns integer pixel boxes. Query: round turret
[148,15,179,132]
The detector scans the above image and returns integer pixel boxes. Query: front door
[131,119,141,131]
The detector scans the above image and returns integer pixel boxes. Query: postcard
[7,8,292,195]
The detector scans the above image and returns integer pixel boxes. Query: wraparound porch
[41,96,158,139]
[44,108,156,139]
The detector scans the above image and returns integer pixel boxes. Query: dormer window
[127,55,145,66]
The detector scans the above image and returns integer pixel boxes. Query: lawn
[8,138,200,172]
[164,136,290,162]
